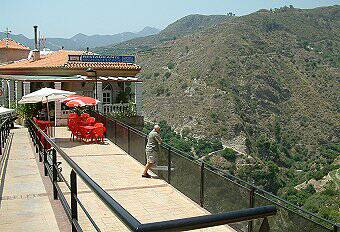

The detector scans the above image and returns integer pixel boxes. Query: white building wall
[0,80,6,107]
[8,80,15,108]
[15,81,23,107]
[23,81,30,95]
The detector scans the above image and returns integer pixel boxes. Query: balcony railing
[89,111,340,232]
[27,117,277,232]
[0,117,14,164]
[103,103,129,115]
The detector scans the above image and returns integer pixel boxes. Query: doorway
[102,83,112,114]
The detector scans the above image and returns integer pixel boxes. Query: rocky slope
[132,6,339,152]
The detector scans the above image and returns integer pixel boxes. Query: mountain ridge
[94,14,234,55]
[0,26,160,51]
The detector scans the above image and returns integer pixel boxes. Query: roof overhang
[0,67,141,77]
[0,75,142,82]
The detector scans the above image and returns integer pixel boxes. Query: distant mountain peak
[71,33,87,39]
[0,26,160,51]
[138,27,160,36]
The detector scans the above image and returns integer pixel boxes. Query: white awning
[76,75,139,81]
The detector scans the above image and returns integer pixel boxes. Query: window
[102,83,112,105]
[103,92,111,105]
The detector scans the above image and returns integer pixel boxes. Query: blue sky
[1,0,339,38]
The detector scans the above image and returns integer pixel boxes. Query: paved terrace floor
[55,127,235,232]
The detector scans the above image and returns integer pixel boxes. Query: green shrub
[155,86,165,96]
[210,112,218,123]
[16,103,41,119]
[220,148,237,162]
[167,62,175,70]
[181,83,188,89]
[163,72,171,79]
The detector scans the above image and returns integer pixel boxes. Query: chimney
[33,25,40,61]
[34,26,38,50]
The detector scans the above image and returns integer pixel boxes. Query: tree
[220,148,237,162]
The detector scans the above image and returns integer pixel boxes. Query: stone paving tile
[0,128,59,232]
[54,127,235,231]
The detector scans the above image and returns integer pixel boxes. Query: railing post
[70,170,78,232]
[0,130,2,156]
[38,137,42,162]
[127,127,131,154]
[3,129,5,145]
[144,136,148,164]
[248,187,255,232]
[199,162,205,207]
[52,148,58,200]
[44,144,48,176]
[0,130,2,148]
[167,147,171,184]
[259,217,270,232]
[114,119,117,144]
[35,139,39,154]
[33,129,36,146]
[6,121,9,137]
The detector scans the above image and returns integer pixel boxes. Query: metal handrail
[28,119,141,231]
[28,118,277,231]
[137,206,276,232]
[0,117,14,157]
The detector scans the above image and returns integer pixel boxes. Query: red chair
[85,117,95,126]
[94,123,104,128]
[91,126,106,143]
[69,112,78,118]
[80,127,93,143]
[80,113,90,121]
[68,113,78,122]
[68,120,82,141]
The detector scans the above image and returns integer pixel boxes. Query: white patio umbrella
[19,87,76,123]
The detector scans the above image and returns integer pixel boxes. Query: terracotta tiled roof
[0,50,141,71]
[0,38,30,50]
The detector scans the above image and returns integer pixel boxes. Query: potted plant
[16,103,40,126]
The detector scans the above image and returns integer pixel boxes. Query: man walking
[142,125,162,178]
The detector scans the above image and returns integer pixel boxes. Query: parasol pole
[46,96,50,122]
[46,96,51,136]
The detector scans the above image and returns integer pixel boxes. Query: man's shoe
[142,173,151,178]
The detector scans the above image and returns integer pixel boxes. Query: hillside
[97,5,340,221]
[0,26,160,50]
